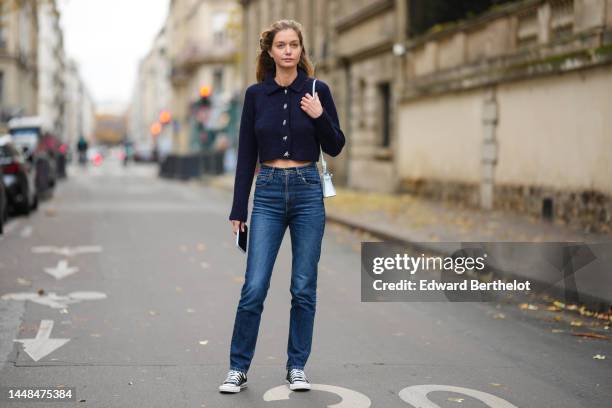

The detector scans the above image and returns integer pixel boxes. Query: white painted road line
[263,384,372,407]
[399,384,518,408]
[20,225,33,238]
[3,220,20,235]
[31,245,103,257]
[13,320,70,362]
[1,291,107,309]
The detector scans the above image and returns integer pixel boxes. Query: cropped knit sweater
[229,67,346,222]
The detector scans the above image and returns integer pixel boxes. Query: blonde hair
[256,19,314,82]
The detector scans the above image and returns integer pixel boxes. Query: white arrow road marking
[13,320,69,362]
[1,291,107,309]
[263,384,371,407]
[31,246,103,257]
[399,384,519,408]
[4,220,20,234]
[20,225,33,238]
[44,260,79,279]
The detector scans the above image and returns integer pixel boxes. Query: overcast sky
[58,0,170,111]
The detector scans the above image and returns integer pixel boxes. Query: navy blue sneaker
[219,370,247,393]
[286,368,311,391]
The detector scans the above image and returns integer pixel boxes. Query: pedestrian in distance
[76,135,88,166]
[220,19,346,394]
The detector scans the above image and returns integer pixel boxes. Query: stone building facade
[0,0,39,131]
[37,0,66,140]
[167,0,242,154]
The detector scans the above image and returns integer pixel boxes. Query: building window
[213,68,224,94]
[212,12,228,45]
[358,79,366,129]
[0,1,7,49]
[378,82,391,148]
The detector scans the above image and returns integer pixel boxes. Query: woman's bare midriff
[262,159,312,168]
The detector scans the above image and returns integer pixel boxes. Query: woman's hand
[300,92,323,119]
[231,220,246,235]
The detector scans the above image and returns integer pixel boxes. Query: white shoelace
[289,369,308,383]
[224,370,244,385]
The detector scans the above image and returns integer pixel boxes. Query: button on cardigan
[229,67,346,222]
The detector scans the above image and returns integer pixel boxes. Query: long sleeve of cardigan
[229,87,257,222]
[312,81,346,157]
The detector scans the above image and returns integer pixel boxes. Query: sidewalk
[203,172,612,310]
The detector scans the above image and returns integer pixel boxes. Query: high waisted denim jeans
[229,162,326,374]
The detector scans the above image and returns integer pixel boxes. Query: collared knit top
[229,67,346,222]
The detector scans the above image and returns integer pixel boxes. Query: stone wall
[396,0,612,233]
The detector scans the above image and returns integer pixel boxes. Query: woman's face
[268,28,302,70]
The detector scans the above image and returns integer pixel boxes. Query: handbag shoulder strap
[312,78,328,173]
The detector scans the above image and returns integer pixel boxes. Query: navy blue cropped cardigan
[229,67,346,222]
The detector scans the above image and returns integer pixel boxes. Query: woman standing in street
[219,19,346,393]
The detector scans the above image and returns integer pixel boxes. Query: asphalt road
[0,158,610,408]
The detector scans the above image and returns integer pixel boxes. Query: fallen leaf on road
[199,340,208,345]
[519,303,538,310]
[551,329,564,333]
[492,313,506,319]
[489,383,502,387]
[570,320,583,327]
[553,300,566,309]
[44,208,57,217]
[578,305,594,317]
[592,354,606,360]
[572,333,609,340]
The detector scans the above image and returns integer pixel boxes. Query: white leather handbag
[312,78,336,198]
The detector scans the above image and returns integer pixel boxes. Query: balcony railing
[400,0,612,101]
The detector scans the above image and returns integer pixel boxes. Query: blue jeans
[229,162,326,374]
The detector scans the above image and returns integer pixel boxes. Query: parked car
[0,166,7,234]
[7,116,56,195]
[0,134,38,215]
[133,142,154,162]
